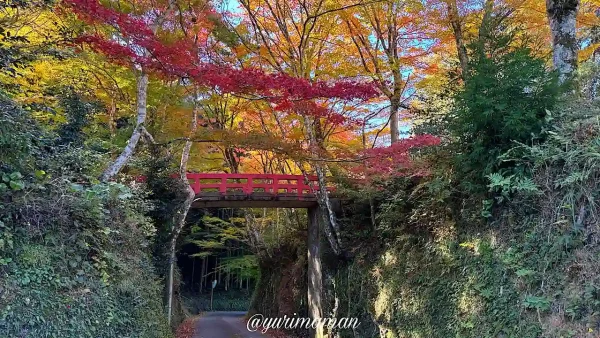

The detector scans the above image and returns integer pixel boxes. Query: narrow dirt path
[193,311,266,338]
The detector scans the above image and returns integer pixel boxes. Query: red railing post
[272,176,279,194]
[193,174,200,194]
[245,176,253,194]
[219,177,226,193]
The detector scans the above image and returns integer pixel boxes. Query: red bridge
[187,173,327,208]
[184,173,337,330]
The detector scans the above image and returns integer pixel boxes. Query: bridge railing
[186,173,323,197]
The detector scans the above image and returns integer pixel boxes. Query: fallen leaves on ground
[176,318,197,338]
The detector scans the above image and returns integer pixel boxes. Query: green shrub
[0,97,172,338]
[0,179,173,337]
[0,94,45,170]
[55,88,102,146]
[450,41,559,191]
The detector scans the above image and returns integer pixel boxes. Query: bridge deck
[192,192,319,208]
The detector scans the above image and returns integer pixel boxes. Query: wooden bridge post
[307,206,324,338]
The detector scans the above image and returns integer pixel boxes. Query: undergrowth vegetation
[0,94,173,337]
[333,52,600,337]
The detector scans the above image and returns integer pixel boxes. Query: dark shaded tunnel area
[177,208,256,313]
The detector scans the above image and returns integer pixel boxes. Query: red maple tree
[352,135,441,184]
[64,0,376,104]
[63,0,438,179]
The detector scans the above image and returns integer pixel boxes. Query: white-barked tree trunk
[546,0,580,83]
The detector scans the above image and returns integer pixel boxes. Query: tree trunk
[589,9,600,98]
[100,72,148,182]
[369,198,376,229]
[167,101,199,325]
[167,183,195,324]
[217,257,222,285]
[546,0,580,83]
[191,257,196,287]
[307,207,324,338]
[389,99,400,143]
[204,257,208,291]
[200,257,206,293]
[225,247,230,291]
[99,0,179,182]
[301,116,342,256]
[593,8,600,64]
[108,97,116,138]
[447,0,469,76]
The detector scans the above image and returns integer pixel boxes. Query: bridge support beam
[307,207,325,338]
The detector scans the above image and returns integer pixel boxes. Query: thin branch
[305,0,386,21]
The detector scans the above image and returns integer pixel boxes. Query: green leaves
[186,215,259,286]
[55,90,102,146]
[8,171,22,180]
[69,183,84,192]
[1,171,25,191]
[0,95,43,168]
[515,269,535,277]
[486,172,540,204]
[34,169,45,179]
[0,220,13,267]
[9,180,24,190]
[523,296,551,311]
[449,36,560,191]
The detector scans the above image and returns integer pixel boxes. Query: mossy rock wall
[329,113,600,338]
